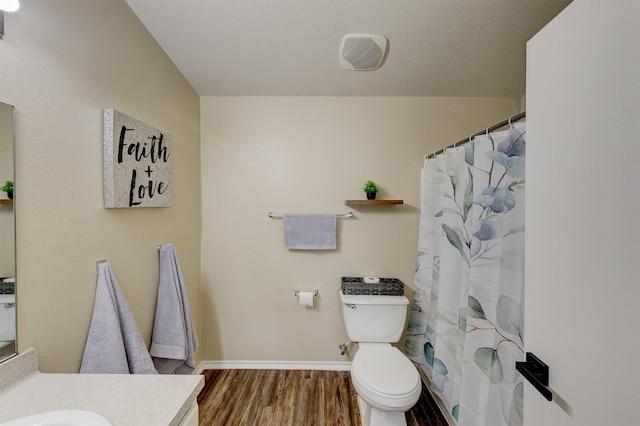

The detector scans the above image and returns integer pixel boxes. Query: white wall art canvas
[104,109,172,208]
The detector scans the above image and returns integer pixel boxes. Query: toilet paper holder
[294,289,319,297]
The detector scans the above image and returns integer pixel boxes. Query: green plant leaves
[446,154,460,196]
[407,311,426,334]
[452,405,460,422]
[464,143,474,166]
[425,342,448,375]
[362,179,380,194]
[511,382,524,424]
[497,295,523,337]
[404,337,422,357]
[433,357,448,375]
[462,168,473,222]
[442,223,468,262]
[474,347,503,384]
[468,296,486,319]
[425,341,435,365]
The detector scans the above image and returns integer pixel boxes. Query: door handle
[516,352,553,401]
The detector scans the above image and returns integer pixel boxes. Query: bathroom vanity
[0,348,204,426]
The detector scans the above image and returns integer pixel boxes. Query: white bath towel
[80,262,157,374]
[283,214,337,250]
[150,244,198,374]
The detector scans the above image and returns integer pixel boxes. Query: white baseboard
[193,360,352,375]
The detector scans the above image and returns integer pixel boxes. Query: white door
[525,1,640,425]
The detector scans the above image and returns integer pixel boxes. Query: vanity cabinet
[179,402,199,426]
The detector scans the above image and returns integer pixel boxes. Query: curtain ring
[508,116,514,128]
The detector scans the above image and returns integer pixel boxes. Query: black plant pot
[6,191,12,200]
[366,192,377,200]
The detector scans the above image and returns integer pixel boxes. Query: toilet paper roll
[298,291,314,307]
[363,276,380,284]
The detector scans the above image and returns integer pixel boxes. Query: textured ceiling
[126,0,571,97]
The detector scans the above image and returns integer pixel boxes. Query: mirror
[0,102,15,363]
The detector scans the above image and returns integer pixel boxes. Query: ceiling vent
[339,34,388,71]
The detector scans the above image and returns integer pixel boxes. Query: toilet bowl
[340,290,421,426]
[351,343,421,425]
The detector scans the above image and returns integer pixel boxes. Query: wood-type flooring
[197,369,449,426]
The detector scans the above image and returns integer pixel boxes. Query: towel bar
[269,212,353,218]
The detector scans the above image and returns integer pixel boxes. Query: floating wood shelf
[0,199,13,205]
[344,199,404,206]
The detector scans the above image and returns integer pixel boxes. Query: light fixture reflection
[0,0,19,12]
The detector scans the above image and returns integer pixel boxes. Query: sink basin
[1,410,112,426]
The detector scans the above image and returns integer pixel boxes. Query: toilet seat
[351,344,421,411]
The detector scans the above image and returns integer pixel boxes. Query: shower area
[404,114,526,426]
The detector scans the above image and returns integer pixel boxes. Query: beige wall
[0,0,201,372]
[200,97,520,363]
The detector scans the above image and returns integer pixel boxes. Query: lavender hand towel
[283,214,337,250]
[80,262,157,374]
[151,244,199,374]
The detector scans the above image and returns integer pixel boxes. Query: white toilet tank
[340,291,409,343]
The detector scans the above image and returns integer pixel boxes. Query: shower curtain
[404,122,526,426]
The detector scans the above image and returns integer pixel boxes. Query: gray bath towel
[80,262,157,374]
[283,214,337,250]
[150,244,199,374]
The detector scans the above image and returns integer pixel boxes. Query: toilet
[340,291,421,426]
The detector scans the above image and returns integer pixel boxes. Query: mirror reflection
[0,101,16,363]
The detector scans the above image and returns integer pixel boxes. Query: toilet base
[358,396,407,426]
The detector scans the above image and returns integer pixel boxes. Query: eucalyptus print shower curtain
[404,123,526,426]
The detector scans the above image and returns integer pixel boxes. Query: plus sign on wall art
[103,109,172,208]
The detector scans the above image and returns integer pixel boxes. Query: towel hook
[95,259,107,271]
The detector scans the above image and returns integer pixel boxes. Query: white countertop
[0,348,204,426]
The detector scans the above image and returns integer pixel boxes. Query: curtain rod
[426,112,526,159]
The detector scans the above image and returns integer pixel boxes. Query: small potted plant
[363,179,380,200]
[0,180,13,200]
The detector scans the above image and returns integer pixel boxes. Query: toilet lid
[352,345,420,396]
